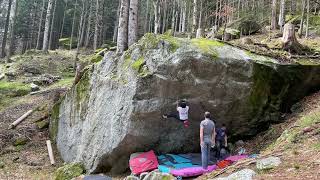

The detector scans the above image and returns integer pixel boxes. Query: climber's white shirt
[177,106,189,120]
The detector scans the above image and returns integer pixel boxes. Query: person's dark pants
[165,113,180,120]
[201,141,211,169]
[216,139,225,160]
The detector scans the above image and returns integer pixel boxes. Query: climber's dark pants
[216,139,225,159]
[165,113,180,121]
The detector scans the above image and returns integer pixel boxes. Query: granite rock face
[50,34,320,174]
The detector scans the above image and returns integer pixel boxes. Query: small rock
[143,171,175,180]
[256,156,281,170]
[30,83,40,92]
[74,175,112,180]
[0,74,4,80]
[13,137,28,146]
[54,163,85,180]
[36,120,49,129]
[124,176,139,180]
[215,169,256,180]
[303,127,314,134]
[12,156,20,162]
[0,161,5,169]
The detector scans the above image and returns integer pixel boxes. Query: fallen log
[46,140,55,165]
[9,109,34,129]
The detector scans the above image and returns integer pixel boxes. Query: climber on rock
[162,99,190,127]
[215,123,228,160]
[200,112,216,170]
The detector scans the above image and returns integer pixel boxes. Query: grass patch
[298,111,320,128]
[313,143,320,150]
[0,82,31,97]
[49,77,74,88]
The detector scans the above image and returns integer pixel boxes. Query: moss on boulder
[36,120,49,129]
[54,163,85,180]
[14,137,28,146]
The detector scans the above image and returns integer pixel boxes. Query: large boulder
[50,34,320,174]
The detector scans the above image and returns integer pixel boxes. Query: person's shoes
[162,115,168,119]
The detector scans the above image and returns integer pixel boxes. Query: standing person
[162,100,190,127]
[215,124,228,160]
[200,112,216,170]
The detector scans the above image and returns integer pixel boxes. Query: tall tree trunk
[79,1,88,47]
[298,0,306,37]
[181,1,186,33]
[60,1,68,38]
[49,0,57,50]
[153,0,160,34]
[93,0,100,51]
[196,0,203,38]
[1,0,12,58]
[8,0,19,59]
[70,0,78,50]
[278,0,285,32]
[75,0,86,67]
[305,0,310,38]
[85,0,93,47]
[128,0,138,46]
[171,0,176,33]
[271,0,277,30]
[192,0,197,33]
[42,0,53,52]
[162,0,167,33]
[36,0,46,50]
[214,0,219,30]
[144,0,150,33]
[237,0,241,18]
[117,0,129,53]
[290,0,296,14]
[113,0,121,42]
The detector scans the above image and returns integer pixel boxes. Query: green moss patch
[132,57,145,71]
[0,82,31,97]
[36,120,49,129]
[14,137,28,146]
[191,38,224,59]
[54,163,85,180]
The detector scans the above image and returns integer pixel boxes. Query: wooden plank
[46,140,55,165]
[9,109,34,129]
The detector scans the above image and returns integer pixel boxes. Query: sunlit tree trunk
[49,0,57,50]
[278,0,285,32]
[305,0,310,38]
[42,0,53,52]
[298,0,306,37]
[153,0,160,34]
[192,0,197,33]
[93,0,100,51]
[271,0,277,30]
[117,0,129,53]
[8,0,18,59]
[36,0,46,50]
[128,0,138,46]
